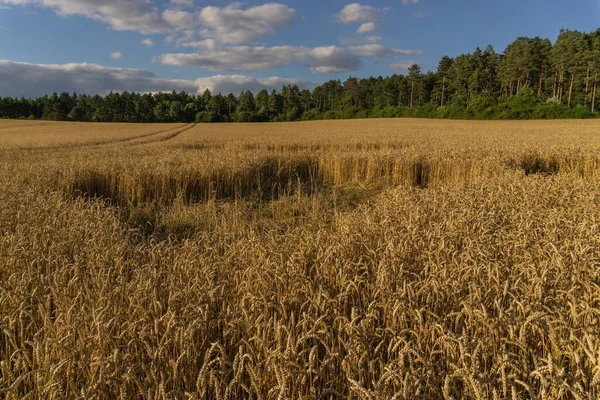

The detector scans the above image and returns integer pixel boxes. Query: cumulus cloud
[197,3,295,44]
[357,22,376,33]
[307,45,421,74]
[110,51,123,60]
[0,60,314,97]
[141,38,154,47]
[336,3,381,34]
[337,3,378,24]
[161,8,195,29]
[158,43,422,74]
[307,46,363,74]
[0,1,296,44]
[0,60,196,97]
[0,0,171,34]
[156,45,309,72]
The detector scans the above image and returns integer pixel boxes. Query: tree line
[2,28,600,122]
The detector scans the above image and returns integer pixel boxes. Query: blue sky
[0,0,599,97]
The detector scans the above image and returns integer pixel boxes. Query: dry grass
[2,119,600,399]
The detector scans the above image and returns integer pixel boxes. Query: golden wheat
[1,118,600,399]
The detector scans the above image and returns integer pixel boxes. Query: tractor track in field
[9,123,190,152]
[157,123,197,142]
[130,123,197,145]
[97,123,191,145]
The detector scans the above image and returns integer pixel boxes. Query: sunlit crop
[2,119,600,399]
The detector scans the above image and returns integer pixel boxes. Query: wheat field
[1,119,600,399]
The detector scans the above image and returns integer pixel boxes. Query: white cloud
[179,38,217,49]
[356,22,376,33]
[337,3,378,24]
[141,38,154,47]
[0,1,296,44]
[156,44,309,72]
[401,0,420,4]
[0,59,315,97]
[197,3,295,44]
[0,0,171,34]
[158,43,422,74]
[390,60,420,73]
[161,8,195,29]
[336,3,381,34]
[307,46,364,74]
[0,60,197,97]
[307,45,421,74]
[110,51,123,60]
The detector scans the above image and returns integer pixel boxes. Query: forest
[1,28,600,122]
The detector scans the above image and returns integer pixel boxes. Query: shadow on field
[66,155,441,209]
[68,157,324,206]
[65,154,441,241]
[509,151,600,177]
[65,150,600,241]
[519,153,561,176]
